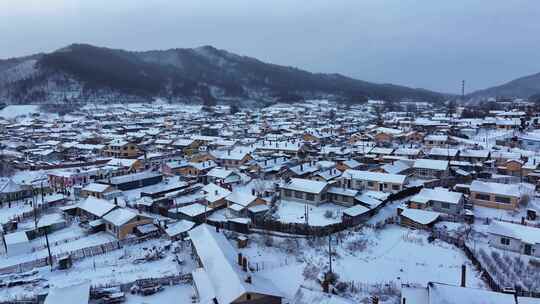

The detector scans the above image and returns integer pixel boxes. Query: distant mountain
[0,43,446,104]
[468,72,540,99]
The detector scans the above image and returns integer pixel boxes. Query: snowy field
[275,200,346,226]
[240,225,485,302]
[0,105,40,119]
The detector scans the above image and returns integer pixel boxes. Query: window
[294,191,303,199]
[500,238,510,246]
[306,193,315,201]
[367,181,374,187]
[495,196,511,204]
[284,189,291,197]
[383,183,388,188]
[475,193,490,201]
[392,185,400,191]
[246,294,251,300]
[441,202,450,209]
[356,180,363,188]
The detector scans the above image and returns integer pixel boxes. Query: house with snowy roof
[188,224,284,304]
[207,168,242,185]
[423,134,448,147]
[409,188,464,215]
[412,159,449,180]
[470,180,521,210]
[102,139,140,158]
[211,147,254,168]
[80,182,114,199]
[280,178,330,206]
[488,220,540,257]
[401,281,540,304]
[102,207,153,240]
[0,178,31,204]
[225,191,266,217]
[340,170,408,193]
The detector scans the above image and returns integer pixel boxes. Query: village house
[340,170,407,193]
[102,139,140,158]
[280,178,330,206]
[423,134,448,148]
[470,180,522,210]
[412,159,450,181]
[80,182,114,199]
[102,208,153,240]
[408,187,464,215]
[488,220,540,257]
[188,224,284,304]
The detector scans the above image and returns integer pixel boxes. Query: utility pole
[461,80,465,100]
[44,228,53,270]
[328,234,333,274]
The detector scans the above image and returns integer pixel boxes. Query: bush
[324,210,334,219]
[302,263,320,281]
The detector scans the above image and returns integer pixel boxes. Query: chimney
[245,275,252,284]
[215,190,218,195]
[300,164,304,171]
[521,217,525,225]
[238,253,243,266]
[216,225,220,233]
[242,257,248,272]
[402,298,406,304]
[114,197,118,205]
[461,264,466,287]
[252,189,255,195]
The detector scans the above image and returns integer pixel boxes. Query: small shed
[3,231,31,257]
[44,281,91,304]
[164,220,195,240]
[399,208,441,230]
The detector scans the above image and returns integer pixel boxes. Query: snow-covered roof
[342,205,370,217]
[226,191,257,207]
[292,286,355,304]
[201,183,232,203]
[44,281,91,304]
[281,178,328,194]
[400,208,440,225]
[165,220,195,237]
[470,180,520,198]
[413,159,448,171]
[82,182,110,193]
[342,170,407,184]
[78,196,116,217]
[4,231,29,245]
[102,208,138,226]
[411,188,463,205]
[489,220,540,244]
[188,224,284,304]
[428,282,515,304]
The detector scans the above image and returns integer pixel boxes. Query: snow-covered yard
[274,200,346,226]
[0,238,195,301]
[240,225,485,301]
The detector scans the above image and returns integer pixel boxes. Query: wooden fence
[431,228,540,298]
[0,234,157,275]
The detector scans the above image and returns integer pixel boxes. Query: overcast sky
[1,0,539,93]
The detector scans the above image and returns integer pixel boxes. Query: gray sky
[1,0,539,93]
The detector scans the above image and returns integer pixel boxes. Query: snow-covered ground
[240,224,485,302]
[125,284,195,303]
[275,200,346,226]
[0,105,40,119]
[0,238,195,301]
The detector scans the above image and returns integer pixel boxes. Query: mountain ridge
[0,43,447,104]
